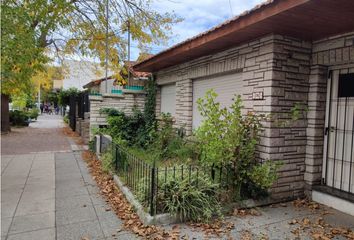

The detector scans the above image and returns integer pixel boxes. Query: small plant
[9,110,30,126]
[101,150,114,173]
[28,108,39,120]
[63,115,69,124]
[195,89,280,199]
[160,172,222,223]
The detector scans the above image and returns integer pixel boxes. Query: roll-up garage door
[192,73,243,129]
[160,84,176,116]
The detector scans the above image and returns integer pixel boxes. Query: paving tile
[21,189,55,201]
[1,217,12,237]
[94,205,124,238]
[56,194,93,210]
[56,220,105,240]
[107,232,141,240]
[1,189,22,203]
[7,228,55,240]
[1,201,18,218]
[55,185,89,198]
[56,204,98,226]
[9,212,55,234]
[90,194,109,206]
[15,197,54,216]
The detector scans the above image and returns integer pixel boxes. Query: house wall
[152,32,354,201]
[305,32,354,193]
[89,92,146,138]
[153,34,316,200]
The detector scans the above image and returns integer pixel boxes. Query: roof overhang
[134,0,354,72]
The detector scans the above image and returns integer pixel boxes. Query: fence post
[115,144,118,171]
[150,165,156,216]
[99,134,102,154]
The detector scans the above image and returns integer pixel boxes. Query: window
[338,73,354,97]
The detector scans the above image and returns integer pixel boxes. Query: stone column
[175,79,193,135]
[304,65,328,194]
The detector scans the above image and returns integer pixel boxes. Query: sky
[130,0,266,60]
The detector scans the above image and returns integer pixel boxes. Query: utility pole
[127,20,131,84]
[105,0,109,93]
[38,85,41,111]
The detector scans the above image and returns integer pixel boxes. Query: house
[83,61,151,137]
[62,60,108,90]
[134,0,354,214]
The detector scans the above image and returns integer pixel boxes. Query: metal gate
[69,95,76,131]
[323,69,354,194]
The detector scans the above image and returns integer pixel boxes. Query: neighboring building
[134,0,354,214]
[62,60,108,90]
[83,61,150,138]
[53,79,63,91]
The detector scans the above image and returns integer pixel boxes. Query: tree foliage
[1,0,181,97]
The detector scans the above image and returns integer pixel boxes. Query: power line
[228,0,233,16]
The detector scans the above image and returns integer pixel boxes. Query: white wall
[62,60,108,90]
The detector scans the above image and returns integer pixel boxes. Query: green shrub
[195,89,280,199]
[101,150,113,173]
[28,108,39,120]
[160,172,222,223]
[63,115,69,124]
[9,110,29,126]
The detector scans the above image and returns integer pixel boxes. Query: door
[160,84,176,116]
[323,69,354,194]
[192,72,242,129]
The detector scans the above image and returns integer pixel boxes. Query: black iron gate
[69,95,76,131]
[77,91,90,119]
[323,69,354,195]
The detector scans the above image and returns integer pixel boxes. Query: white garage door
[160,84,176,116]
[193,73,243,128]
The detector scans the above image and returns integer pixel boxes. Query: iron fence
[110,141,233,216]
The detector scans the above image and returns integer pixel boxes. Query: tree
[2,0,180,84]
[1,0,180,131]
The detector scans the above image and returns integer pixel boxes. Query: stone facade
[304,32,354,195]
[153,32,354,201]
[75,113,90,144]
[89,92,146,138]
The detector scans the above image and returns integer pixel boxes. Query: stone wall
[153,34,314,200]
[304,32,354,194]
[151,32,354,201]
[89,92,146,138]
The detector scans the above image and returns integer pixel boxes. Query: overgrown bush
[160,172,222,222]
[101,150,113,173]
[28,108,39,120]
[135,168,222,222]
[63,115,69,124]
[9,110,30,126]
[100,107,146,147]
[195,89,280,199]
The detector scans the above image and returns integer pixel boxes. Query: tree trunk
[1,94,11,133]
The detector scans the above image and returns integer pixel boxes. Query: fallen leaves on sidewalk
[232,208,262,217]
[62,126,80,137]
[189,220,235,237]
[292,198,320,211]
[82,150,180,239]
[287,216,354,240]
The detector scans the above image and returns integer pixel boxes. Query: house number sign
[252,91,264,100]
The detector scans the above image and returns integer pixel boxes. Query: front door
[323,69,354,194]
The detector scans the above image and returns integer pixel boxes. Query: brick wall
[89,92,146,138]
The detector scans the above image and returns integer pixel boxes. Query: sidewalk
[1,115,137,240]
[2,115,354,240]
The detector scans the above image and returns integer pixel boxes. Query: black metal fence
[68,91,90,131]
[95,139,233,216]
